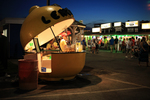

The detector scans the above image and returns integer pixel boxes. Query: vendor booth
[20,4,86,81]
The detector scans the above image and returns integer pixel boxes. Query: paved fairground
[0,50,150,100]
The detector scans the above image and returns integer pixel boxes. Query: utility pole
[47,0,50,6]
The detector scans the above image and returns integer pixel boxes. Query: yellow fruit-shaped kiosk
[20,4,86,81]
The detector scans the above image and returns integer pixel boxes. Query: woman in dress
[138,37,149,67]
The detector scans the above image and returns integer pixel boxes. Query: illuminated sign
[114,22,121,27]
[142,23,150,29]
[101,23,111,29]
[125,21,139,27]
[92,27,101,33]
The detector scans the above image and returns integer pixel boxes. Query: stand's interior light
[25,19,74,50]
[20,5,75,51]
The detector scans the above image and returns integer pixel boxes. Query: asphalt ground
[0,50,150,100]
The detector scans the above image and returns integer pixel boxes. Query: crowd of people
[86,36,150,67]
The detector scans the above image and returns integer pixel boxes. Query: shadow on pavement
[39,74,102,90]
[0,65,101,99]
[38,65,101,90]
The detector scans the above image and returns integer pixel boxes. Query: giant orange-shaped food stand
[20,5,86,81]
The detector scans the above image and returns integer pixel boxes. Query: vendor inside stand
[59,33,75,52]
[60,33,69,52]
[46,38,58,50]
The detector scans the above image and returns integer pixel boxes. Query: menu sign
[101,23,111,29]
[142,23,150,29]
[125,21,139,27]
[114,22,121,27]
[92,27,101,33]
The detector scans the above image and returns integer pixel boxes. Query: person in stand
[138,37,149,67]
[114,36,118,52]
[46,39,53,50]
[46,38,58,50]
[53,39,59,50]
[60,33,69,52]
[58,36,63,43]
[109,37,114,53]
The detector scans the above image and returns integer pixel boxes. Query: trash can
[18,59,38,90]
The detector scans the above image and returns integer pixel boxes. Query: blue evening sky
[0,0,150,27]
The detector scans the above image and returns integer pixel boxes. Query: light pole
[47,0,50,6]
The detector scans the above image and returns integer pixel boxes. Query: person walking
[131,37,135,50]
[88,40,92,53]
[109,37,114,53]
[114,36,118,52]
[82,38,86,51]
[91,39,96,54]
[137,38,141,48]
[60,33,69,52]
[104,37,108,49]
[99,38,102,49]
[122,38,126,53]
[138,37,149,67]
[95,37,99,53]
[118,37,122,51]
[125,38,133,58]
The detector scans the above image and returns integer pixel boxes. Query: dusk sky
[0,0,150,28]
